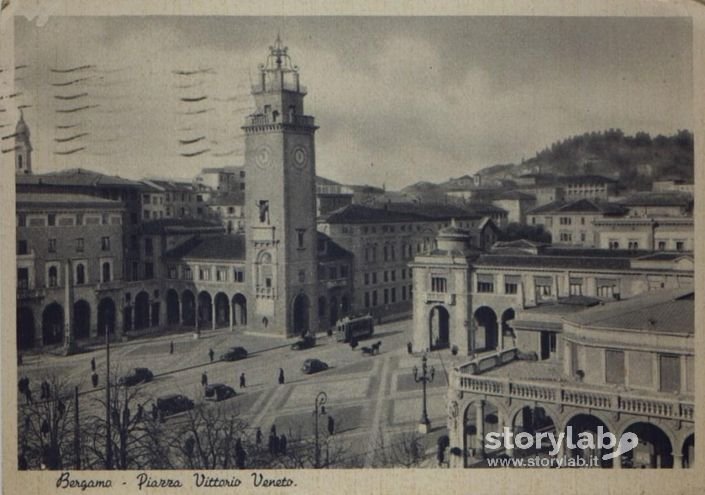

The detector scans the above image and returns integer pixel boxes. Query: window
[48,266,59,287]
[76,238,84,253]
[658,241,666,251]
[17,268,29,290]
[605,350,625,385]
[391,270,396,282]
[676,241,684,251]
[476,274,494,293]
[199,267,210,281]
[383,289,389,304]
[384,271,388,283]
[102,262,112,283]
[559,217,572,225]
[559,232,572,242]
[402,286,407,300]
[401,269,406,280]
[145,238,154,256]
[596,279,617,298]
[132,262,139,281]
[608,240,619,250]
[340,265,348,278]
[569,277,583,296]
[328,266,338,279]
[391,287,396,303]
[297,229,306,249]
[217,268,227,282]
[144,263,154,279]
[364,292,370,308]
[101,237,110,251]
[48,214,56,226]
[504,275,519,295]
[143,210,150,220]
[535,277,552,299]
[372,290,378,307]
[76,263,86,285]
[431,277,448,293]
[168,265,178,279]
[184,266,193,280]
[17,240,28,255]
[628,240,639,250]
[364,273,370,285]
[372,272,378,284]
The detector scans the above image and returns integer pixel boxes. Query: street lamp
[413,354,435,434]
[312,391,327,468]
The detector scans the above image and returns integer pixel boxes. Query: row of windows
[470,274,618,297]
[363,284,413,308]
[364,243,423,262]
[363,268,413,285]
[18,261,113,289]
[167,265,245,283]
[17,237,111,255]
[18,213,122,228]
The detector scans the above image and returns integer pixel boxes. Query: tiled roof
[164,234,246,261]
[386,203,482,220]
[528,199,625,215]
[321,204,425,224]
[141,218,224,235]
[317,232,353,261]
[17,168,146,189]
[16,192,124,210]
[563,289,693,335]
[558,175,617,184]
[465,202,508,215]
[619,191,693,207]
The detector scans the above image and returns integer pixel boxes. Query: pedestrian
[268,433,275,455]
[327,415,335,436]
[170,341,174,355]
[239,372,246,388]
[24,387,33,404]
[279,434,287,455]
[255,427,262,446]
[278,368,285,385]
[201,372,208,387]
[407,342,413,354]
[209,348,214,363]
[270,424,277,437]
[41,419,50,437]
[151,403,158,421]
[271,434,280,455]
[90,357,96,372]
[136,404,144,422]
[57,400,66,418]
[91,372,99,388]
[235,438,246,468]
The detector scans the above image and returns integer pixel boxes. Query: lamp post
[413,354,435,434]
[105,324,113,469]
[312,391,327,468]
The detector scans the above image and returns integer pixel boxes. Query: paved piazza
[17,318,468,467]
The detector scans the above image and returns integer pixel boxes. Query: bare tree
[18,375,77,470]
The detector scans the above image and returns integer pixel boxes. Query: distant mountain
[477,129,694,189]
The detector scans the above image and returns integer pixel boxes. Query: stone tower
[243,36,319,337]
[15,110,32,175]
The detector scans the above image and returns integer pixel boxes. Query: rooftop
[16,168,146,189]
[619,191,693,207]
[563,289,694,335]
[317,232,353,261]
[141,218,224,235]
[16,192,124,210]
[527,198,626,215]
[164,234,247,261]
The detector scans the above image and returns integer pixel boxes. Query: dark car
[205,383,236,402]
[302,358,329,374]
[156,394,194,417]
[118,367,154,386]
[291,335,316,351]
[220,346,248,361]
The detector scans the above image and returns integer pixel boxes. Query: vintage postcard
[1,1,704,494]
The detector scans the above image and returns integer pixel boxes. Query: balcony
[424,292,456,305]
[256,286,276,299]
[452,371,694,422]
[244,113,316,129]
[325,278,349,290]
[17,287,45,300]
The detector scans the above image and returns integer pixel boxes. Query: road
[17,319,462,467]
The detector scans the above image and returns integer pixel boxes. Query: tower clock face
[255,145,272,169]
[291,146,309,170]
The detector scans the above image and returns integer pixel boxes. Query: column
[211,300,216,330]
[90,295,99,338]
[63,262,74,351]
[229,301,233,331]
[115,302,123,337]
[475,401,485,458]
[672,453,683,469]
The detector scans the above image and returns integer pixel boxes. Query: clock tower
[243,36,319,337]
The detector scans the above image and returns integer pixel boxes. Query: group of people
[198,368,285,389]
[266,425,288,456]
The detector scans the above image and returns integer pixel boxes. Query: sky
[6,16,694,189]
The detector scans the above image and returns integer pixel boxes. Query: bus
[336,314,374,343]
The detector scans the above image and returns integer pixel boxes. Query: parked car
[302,358,329,374]
[220,346,248,361]
[118,367,154,386]
[156,394,194,417]
[205,383,236,402]
[291,335,316,350]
